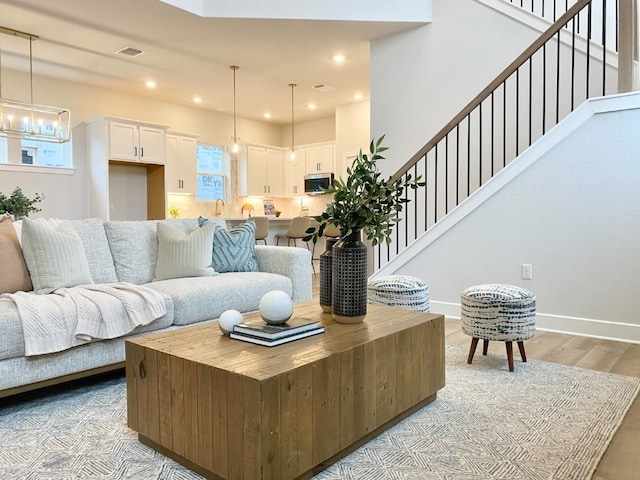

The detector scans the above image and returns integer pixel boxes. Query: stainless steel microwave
[304,172,334,195]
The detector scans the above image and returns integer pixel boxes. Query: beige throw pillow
[154,222,217,281]
[21,218,94,294]
[0,218,33,293]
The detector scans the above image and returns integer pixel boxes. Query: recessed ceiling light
[264,113,272,119]
[145,80,156,88]
[308,104,317,110]
[354,93,363,100]
[193,97,202,103]
[333,54,346,63]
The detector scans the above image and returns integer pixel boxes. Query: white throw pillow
[154,222,217,281]
[21,218,94,294]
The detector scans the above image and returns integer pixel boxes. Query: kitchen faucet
[216,199,225,216]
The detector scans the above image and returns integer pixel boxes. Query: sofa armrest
[254,246,312,303]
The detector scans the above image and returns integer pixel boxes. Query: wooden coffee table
[126,301,445,480]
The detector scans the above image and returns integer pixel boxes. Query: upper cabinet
[107,118,166,164]
[165,132,198,194]
[85,116,169,221]
[284,149,306,196]
[239,145,284,197]
[305,143,334,174]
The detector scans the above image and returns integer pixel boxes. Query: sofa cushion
[105,219,201,285]
[154,222,216,280]
[21,218,93,294]
[146,272,292,325]
[70,218,118,283]
[199,218,258,273]
[0,218,33,294]
[105,221,158,284]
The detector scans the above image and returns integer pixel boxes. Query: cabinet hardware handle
[139,360,146,379]
[141,147,144,157]
[134,146,138,157]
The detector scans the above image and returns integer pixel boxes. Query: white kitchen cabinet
[284,148,306,196]
[240,145,284,196]
[165,132,198,194]
[305,143,334,174]
[108,119,166,164]
[266,148,284,196]
[85,116,169,220]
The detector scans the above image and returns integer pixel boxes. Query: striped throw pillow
[154,222,216,281]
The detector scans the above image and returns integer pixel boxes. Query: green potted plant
[305,135,425,244]
[305,136,424,323]
[0,187,44,220]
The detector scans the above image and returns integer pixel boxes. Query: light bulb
[232,142,239,154]
[290,150,296,161]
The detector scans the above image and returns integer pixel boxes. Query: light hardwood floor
[311,271,640,480]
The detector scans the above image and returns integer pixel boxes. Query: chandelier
[0,26,71,143]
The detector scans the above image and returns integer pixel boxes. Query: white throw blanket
[3,282,167,356]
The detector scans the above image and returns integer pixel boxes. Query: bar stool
[275,217,311,248]
[253,217,269,245]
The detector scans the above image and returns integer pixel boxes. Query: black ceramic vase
[319,237,339,313]
[331,230,367,323]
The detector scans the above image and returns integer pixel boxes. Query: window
[21,139,70,167]
[0,135,72,169]
[196,143,227,202]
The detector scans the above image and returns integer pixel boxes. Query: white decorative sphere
[218,309,243,335]
[259,290,293,325]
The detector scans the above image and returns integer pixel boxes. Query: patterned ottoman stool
[460,284,536,372]
[368,275,430,312]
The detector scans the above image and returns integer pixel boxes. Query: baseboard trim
[431,300,640,345]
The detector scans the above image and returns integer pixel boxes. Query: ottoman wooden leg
[482,339,489,355]
[468,338,480,364]
[517,341,527,362]
[505,341,515,372]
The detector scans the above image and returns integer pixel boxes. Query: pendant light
[287,82,301,166]
[227,65,242,156]
[0,26,71,143]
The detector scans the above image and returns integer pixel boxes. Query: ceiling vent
[312,84,335,92]
[115,46,145,57]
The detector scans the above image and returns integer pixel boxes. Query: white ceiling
[0,0,424,125]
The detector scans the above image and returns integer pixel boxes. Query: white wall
[392,101,640,339]
[369,0,640,341]
[370,0,540,176]
[281,117,336,147]
[0,69,282,219]
[335,101,370,176]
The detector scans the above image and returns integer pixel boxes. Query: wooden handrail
[389,0,592,183]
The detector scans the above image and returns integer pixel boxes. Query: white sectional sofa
[0,217,312,398]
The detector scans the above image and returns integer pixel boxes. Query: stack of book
[230,317,324,346]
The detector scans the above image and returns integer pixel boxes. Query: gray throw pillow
[21,218,94,294]
[199,218,258,273]
[154,222,217,281]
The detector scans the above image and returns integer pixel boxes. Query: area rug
[1,346,638,480]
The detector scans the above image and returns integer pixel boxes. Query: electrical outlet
[521,264,533,280]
